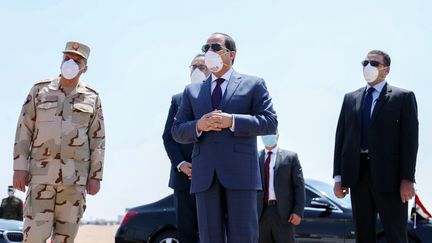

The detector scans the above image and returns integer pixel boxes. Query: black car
[115,179,432,243]
[0,219,23,243]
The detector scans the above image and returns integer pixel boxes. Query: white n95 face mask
[61,59,80,80]
[363,64,379,83]
[205,51,224,73]
[190,68,207,83]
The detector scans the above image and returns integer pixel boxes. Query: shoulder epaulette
[84,83,99,95]
[34,78,52,85]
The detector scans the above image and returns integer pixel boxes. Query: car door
[295,187,348,243]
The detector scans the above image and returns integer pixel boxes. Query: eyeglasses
[201,43,228,53]
[189,64,207,71]
[361,60,384,67]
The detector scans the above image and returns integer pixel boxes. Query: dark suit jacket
[162,93,194,190]
[257,148,305,222]
[171,71,278,193]
[333,83,418,192]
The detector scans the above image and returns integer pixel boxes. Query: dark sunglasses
[201,43,228,53]
[361,60,384,67]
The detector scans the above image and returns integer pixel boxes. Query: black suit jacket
[333,83,418,192]
[162,93,194,190]
[258,148,305,222]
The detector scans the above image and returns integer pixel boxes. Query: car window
[305,189,320,207]
[306,180,351,208]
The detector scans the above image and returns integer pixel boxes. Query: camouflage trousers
[23,184,86,243]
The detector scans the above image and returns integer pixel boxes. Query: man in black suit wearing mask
[162,54,210,243]
[257,132,305,243]
[333,50,418,243]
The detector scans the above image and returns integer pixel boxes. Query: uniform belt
[266,200,277,206]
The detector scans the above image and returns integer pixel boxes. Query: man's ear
[230,51,237,63]
[385,66,390,74]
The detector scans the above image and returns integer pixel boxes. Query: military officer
[0,186,23,220]
[12,41,105,243]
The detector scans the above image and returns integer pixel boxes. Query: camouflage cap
[8,185,14,192]
[63,41,90,59]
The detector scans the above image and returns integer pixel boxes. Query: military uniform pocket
[72,103,93,126]
[36,102,58,122]
[74,149,90,162]
[29,159,50,175]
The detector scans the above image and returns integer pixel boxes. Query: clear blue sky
[1,1,431,221]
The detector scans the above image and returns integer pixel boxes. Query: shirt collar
[48,77,87,94]
[211,68,234,83]
[48,77,61,90]
[366,80,386,93]
[265,146,278,155]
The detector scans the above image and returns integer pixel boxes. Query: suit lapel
[355,88,365,128]
[274,149,283,177]
[370,83,391,123]
[199,76,213,112]
[259,150,265,185]
[219,71,241,110]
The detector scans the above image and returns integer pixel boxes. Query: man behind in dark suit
[333,50,418,243]
[258,132,305,243]
[162,54,210,243]
[172,32,278,243]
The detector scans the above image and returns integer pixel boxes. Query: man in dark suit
[333,50,418,243]
[172,32,278,243]
[257,133,305,243]
[162,53,209,243]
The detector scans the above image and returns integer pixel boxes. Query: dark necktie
[361,87,375,150]
[264,151,272,203]
[211,78,225,109]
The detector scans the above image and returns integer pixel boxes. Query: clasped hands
[197,110,232,132]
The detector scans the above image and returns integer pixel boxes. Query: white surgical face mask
[190,68,207,83]
[205,51,224,73]
[8,191,14,197]
[363,64,379,83]
[61,59,80,80]
[261,135,278,147]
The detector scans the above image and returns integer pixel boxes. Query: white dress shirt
[334,81,387,182]
[265,147,278,201]
[210,68,234,95]
[366,80,386,117]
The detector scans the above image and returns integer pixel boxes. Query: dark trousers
[195,175,259,243]
[350,154,408,243]
[259,205,296,243]
[174,189,199,243]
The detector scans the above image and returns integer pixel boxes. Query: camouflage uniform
[0,196,23,220]
[14,77,105,243]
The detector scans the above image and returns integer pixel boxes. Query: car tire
[151,230,179,243]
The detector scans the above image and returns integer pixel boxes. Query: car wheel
[151,230,179,243]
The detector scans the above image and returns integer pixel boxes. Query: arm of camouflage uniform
[13,86,37,171]
[88,95,105,181]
